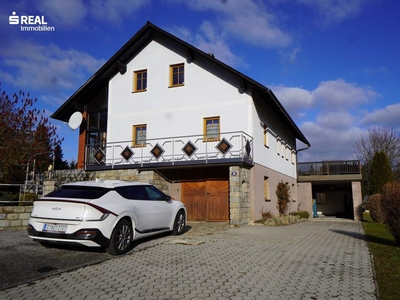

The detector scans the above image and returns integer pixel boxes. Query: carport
[297,160,363,220]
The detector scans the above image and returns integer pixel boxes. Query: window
[316,193,326,204]
[133,124,147,147]
[134,69,147,92]
[116,186,147,200]
[264,129,269,147]
[144,185,169,201]
[264,177,270,201]
[291,151,296,164]
[204,117,220,141]
[170,63,184,86]
[277,138,281,155]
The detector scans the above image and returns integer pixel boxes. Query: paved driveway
[0,220,377,300]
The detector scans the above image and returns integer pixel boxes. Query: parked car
[28,180,186,255]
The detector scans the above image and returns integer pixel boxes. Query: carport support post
[229,166,250,226]
[352,181,362,221]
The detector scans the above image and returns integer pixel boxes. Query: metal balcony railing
[298,160,361,176]
[85,131,253,169]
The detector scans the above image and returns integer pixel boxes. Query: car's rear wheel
[172,210,186,235]
[106,219,133,255]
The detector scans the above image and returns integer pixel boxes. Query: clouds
[174,0,292,48]
[298,0,369,25]
[272,79,393,160]
[35,0,149,26]
[0,39,104,106]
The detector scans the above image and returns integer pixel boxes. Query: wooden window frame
[169,63,184,87]
[132,124,147,147]
[133,69,147,93]
[204,116,220,142]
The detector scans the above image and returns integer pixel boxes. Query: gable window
[170,63,184,87]
[133,124,147,147]
[134,69,147,92]
[204,117,220,141]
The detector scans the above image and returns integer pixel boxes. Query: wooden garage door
[182,180,229,222]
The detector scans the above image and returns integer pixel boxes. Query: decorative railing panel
[298,160,361,176]
[85,131,253,169]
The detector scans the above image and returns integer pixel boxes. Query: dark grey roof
[51,21,310,146]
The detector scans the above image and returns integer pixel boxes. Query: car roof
[62,179,150,189]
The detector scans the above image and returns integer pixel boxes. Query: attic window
[170,63,184,87]
[134,69,147,92]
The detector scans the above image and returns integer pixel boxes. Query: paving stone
[0,220,378,300]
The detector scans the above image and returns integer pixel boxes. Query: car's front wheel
[106,219,133,255]
[172,210,186,235]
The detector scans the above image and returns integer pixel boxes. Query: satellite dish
[68,111,83,130]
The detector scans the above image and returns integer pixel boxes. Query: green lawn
[362,212,400,300]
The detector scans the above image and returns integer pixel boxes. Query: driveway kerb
[0,219,377,300]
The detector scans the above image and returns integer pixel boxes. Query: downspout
[295,143,311,212]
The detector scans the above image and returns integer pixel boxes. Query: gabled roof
[51,21,310,146]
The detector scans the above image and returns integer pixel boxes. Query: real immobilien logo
[9,11,55,32]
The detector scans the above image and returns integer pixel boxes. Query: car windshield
[45,186,111,199]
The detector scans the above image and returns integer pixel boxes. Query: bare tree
[355,127,400,168]
[354,127,400,194]
[0,84,63,182]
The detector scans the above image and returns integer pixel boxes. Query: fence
[0,183,43,205]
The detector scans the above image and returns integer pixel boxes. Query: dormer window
[134,69,147,92]
[170,63,184,87]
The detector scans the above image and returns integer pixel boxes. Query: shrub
[380,182,400,246]
[261,211,274,222]
[367,194,385,224]
[290,211,310,219]
[276,181,290,216]
[263,215,299,226]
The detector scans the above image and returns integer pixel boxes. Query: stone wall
[47,169,169,194]
[0,205,32,231]
[229,166,250,225]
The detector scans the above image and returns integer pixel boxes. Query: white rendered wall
[108,37,251,144]
[107,34,298,178]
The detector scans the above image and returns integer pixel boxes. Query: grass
[362,212,400,300]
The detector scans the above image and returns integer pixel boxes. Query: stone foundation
[0,205,32,231]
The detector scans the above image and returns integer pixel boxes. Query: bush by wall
[380,182,400,246]
[367,193,385,224]
[290,211,310,219]
[276,181,290,216]
[263,215,300,226]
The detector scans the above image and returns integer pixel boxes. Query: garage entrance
[182,179,229,222]
[156,166,230,222]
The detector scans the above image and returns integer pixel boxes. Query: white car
[28,180,186,255]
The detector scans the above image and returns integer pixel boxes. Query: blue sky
[1,0,399,163]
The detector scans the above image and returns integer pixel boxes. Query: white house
[52,22,311,225]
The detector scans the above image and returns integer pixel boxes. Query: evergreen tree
[369,151,394,195]
[53,144,69,170]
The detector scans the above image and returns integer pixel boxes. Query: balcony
[298,160,362,183]
[85,131,254,171]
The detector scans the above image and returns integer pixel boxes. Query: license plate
[43,224,67,233]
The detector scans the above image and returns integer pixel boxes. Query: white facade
[107,33,298,178]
